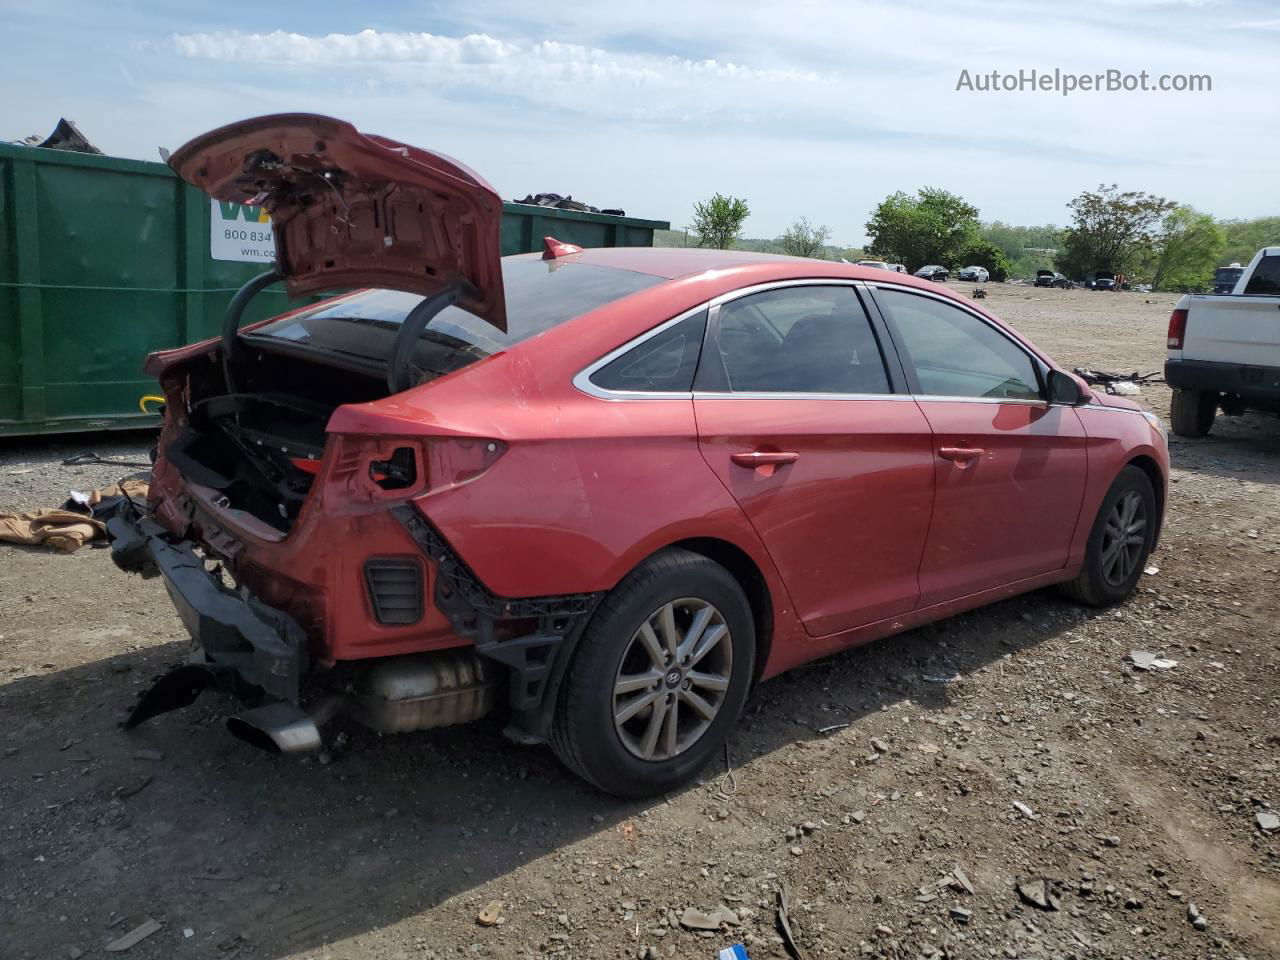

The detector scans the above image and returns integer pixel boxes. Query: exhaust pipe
[226,701,324,754]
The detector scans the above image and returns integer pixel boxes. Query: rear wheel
[551,549,755,798]
[1061,466,1157,607]
[1170,388,1217,438]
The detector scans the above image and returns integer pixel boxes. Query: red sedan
[110,116,1169,797]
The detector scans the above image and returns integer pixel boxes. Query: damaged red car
[109,115,1169,797]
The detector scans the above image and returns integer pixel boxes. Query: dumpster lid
[168,113,506,332]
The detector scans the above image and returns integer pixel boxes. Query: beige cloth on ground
[0,478,149,553]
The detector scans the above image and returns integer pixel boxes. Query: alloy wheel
[1101,490,1147,586]
[612,598,733,761]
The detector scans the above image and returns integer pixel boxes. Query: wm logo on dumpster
[217,201,270,224]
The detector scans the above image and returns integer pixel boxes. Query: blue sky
[2,0,1277,245]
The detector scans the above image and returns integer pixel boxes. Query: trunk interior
[169,346,393,534]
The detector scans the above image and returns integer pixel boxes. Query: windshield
[248,258,662,374]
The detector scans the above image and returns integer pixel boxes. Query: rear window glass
[249,259,662,373]
[1243,256,1280,296]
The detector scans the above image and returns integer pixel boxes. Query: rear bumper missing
[105,500,309,706]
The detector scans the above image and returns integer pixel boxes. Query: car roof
[507,246,894,282]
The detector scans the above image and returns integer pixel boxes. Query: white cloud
[169,28,838,130]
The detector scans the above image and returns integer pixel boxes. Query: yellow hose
[139,394,165,414]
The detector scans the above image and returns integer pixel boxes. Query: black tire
[551,549,755,798]
[1060,465,1157,607]
[1170,388,1216,438]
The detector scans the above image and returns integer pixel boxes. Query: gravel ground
[1,283,1278,960]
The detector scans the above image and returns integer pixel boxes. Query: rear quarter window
[589,310,708,393]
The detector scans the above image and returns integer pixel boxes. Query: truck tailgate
[1180,295,1280,366]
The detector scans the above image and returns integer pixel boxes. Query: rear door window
[875,288,1042,401]
[709,286,891,394]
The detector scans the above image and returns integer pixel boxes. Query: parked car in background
[1034,270,1070,289]
[914,264,949,281]
[856,259,889,270]
[887,263,907,274]
[1166,246,1280,437]
[108,113,1170,799]
[1093,271,1117,291]
[958,266,990,282]
[1212,263,1245,294]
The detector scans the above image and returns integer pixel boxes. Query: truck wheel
[1060,466,1157,607]
[1170,388,1216,438]
[551,549,755,798]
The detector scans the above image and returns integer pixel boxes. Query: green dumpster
[0,143,668,437]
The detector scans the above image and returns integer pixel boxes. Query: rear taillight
[1167,308,1187,349]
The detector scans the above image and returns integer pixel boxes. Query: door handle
[938,446,984,463]
[730,450,799,478]
[730,450,800,467]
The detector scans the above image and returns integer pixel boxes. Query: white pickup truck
[1165,246,1280,437]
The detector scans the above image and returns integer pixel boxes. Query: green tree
[1056,184,1176,279]
[690,193,750,250]
[865,187,980,270]
[957,237,1013,281]
[778,217,831,258]
[981,221,1063,262]
[1218,216,1280,265]
[1148,206,1226,292]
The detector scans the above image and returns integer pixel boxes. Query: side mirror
[1047,369,1087,405]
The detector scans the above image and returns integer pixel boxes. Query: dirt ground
[2,283,1278,960]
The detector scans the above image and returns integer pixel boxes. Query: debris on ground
[1128,650,1177,671]
[949,865,975,895]
[104,918,161,952]
[1016,878,1060,911]
[775,886,804,960]
[1013,800,1037,819]
[0,478,148,552]
[1256,811,1280,833]
[476,900,504,927]
[1188,902,1208,931]
[679,905,739,931]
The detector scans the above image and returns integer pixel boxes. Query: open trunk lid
[168,113,506,331]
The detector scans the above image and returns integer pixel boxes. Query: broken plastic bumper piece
[105,501,309,726]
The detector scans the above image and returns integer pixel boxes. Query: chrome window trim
[693,391,914,402]
[708,276,867,308]
[572,303,708,401]
[909,394,1047,407]
[574,276,1086,408]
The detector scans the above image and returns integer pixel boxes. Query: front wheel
[1060,466,1157,607]
[551,549,755,798]
[1170,388,1217,438]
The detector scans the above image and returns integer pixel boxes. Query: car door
[869,285,1089,605]
[692,282,936,637]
